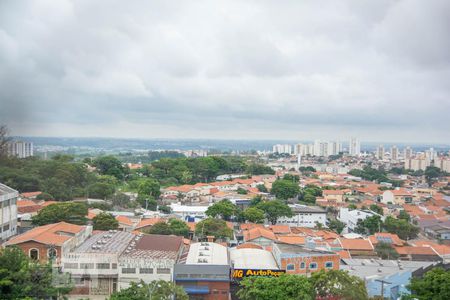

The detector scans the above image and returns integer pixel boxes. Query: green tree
[243,207,266,223]
[256,184,268,193]
[147,222,172,235]
[405,268,450,300]
[348,204,357,210]
[0,246,72,299]
[136,195,158,211]
[245,163,275,175]
[0,124,11,158]
[111,192,131,208]
[137,178,161,199]
[303,193,316,204]
[87,182,116,199]
[205,199,237,220]
[35,192,54,201]
[383,216,419,240]
[195,218,232,239]
[271,179,300,200]
[237,274,313,300]
[311,270,368,300]
[32,202,88,226]
[328,219,346,234]
[257,200,293,225]
[398,210,411,222]
[109,280,188,300]
[168,218,190,237]
[93,155,127,179]
[237,187,248,194]
[92,213,119,231]
[370,204,383,215]
[375,242,399,260]
[250,195,263,207]
[354,215,382,235]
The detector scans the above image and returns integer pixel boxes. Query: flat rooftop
[230,248,278,269]
[0,183,18,197]
[74,230,135,254]
[275,243,335,256]
[185,242,228,265]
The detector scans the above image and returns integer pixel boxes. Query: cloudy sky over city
[1,0,449,142]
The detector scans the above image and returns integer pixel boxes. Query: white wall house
[338,208,383,233]
[277,205,327,228]
[0,183,18,242]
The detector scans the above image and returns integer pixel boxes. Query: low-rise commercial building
[174,242,230,300]
[272,243,340,275]
[277,205,327,228]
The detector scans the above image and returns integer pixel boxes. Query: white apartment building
[425,148,436,161]
[338,208,382,233]
[349,138,361,156]
[390,145,399,160]
[273,144,292,154]
[277,205,327,228]
[8,141,33,158]
[434,157,450,173]
[376,145,385,160]
[404,157,431,171]
[404,147,413,160]
[294,143,314,156]
[0,183,18,241]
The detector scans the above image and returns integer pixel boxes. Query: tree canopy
[205,199,237,220]
[32,202,88,226]
[257,200,293,225]
[405,268,450,300]
[310,270,368,300]
[271,179,300,200]
[145,219,190,238]
[109,280,187,300]
[92,212,119,231]
[243,207,266,223]
[93,155,128,179]
[0,246,72,299]
[354,215,382,235]
[237,274,313,300]
[195,218,232,239]
[383,216,419,240]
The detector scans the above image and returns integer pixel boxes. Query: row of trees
[354,212,419,240]
[205,198,293,225]
[237,270,368,300]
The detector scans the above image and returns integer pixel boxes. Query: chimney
[207,235,214,242]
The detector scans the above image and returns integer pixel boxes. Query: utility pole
[375,279,391,299]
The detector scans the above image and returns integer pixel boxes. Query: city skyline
[1,1,450,143]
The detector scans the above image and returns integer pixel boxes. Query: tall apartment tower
[349,138,361,156]
[404,146,413,160]
[425,148,436,161]
[390,145,399,160]
[376,145,385,160]
[8,141,33,158]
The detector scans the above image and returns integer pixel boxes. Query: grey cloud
[0,0,449,142]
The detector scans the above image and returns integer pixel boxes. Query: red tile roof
[5,222,85,246]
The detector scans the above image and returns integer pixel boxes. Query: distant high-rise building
[349,138,360,156]
[294,144,314,156]
[434,157,450,173]
[390,145,399,160]
[8,141,33,158]
[403,146,413,160]
[405,157,431,171]
[376,145,385,160]
[425,147,436,161]
[273,144,292,154]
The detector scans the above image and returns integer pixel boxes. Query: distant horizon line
[11,135,450,146]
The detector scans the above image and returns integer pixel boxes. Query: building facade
[0,183,18,242]
[8,141,33,158]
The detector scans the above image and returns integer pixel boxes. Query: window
[140,268,153,274]
[122,268,136,274]
[309,263,317,269]
[97,263,110,269]
[3,224,10,231]
[112,263,117,269]
[64,263,78,269]
[286,264,295,271]
[80,263,95,269]
[157,268,171,274]
[29,249,39,260]
[300,262,305,269]
[325,262,333,269]
[48,248,57,259]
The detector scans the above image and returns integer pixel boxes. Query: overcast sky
[1,0,449,143]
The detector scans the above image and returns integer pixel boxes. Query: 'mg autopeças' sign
[232,269,285,278]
